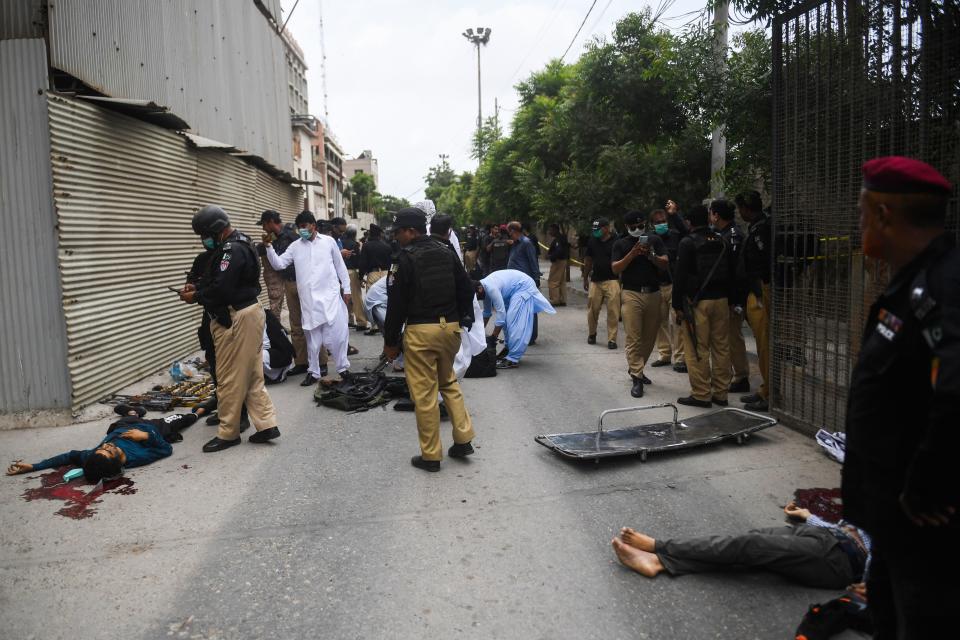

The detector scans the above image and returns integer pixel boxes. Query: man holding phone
[612,210,669,398]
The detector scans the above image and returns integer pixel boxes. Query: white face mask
[627,227,644,238]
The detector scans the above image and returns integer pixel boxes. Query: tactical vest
[219,232,261,288]
[689,231,728,293]
[404,239,457,320]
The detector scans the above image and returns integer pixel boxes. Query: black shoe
[347,345,359,356]
[712,397,729,407]
[249,426,281,443]
[587,334,597,345]
[677,396,712,408]
[673,362,688,373]
[744,398,769,412]
[631,378,644,398]
[289,364,308,375]
[114,403,147,418]
[740,393,762,404]
[238,418,250,434]
[496,358,519,369]
[448,442,474,458]
[438,402,450,421]
[639,374,652,385]
[364,327,380,336]
[411,455,440,472]
[300,373,319,387]
[729,379,750,393]
[202,436,241,453]
[355,325,368,332]
[607,341,617,350]
[205,414,220,426]
[528,339,536,346]
[650,358,671,368]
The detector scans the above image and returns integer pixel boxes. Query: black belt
[230,299,258,311]
[625,285,660,294]
[407,314,459,326]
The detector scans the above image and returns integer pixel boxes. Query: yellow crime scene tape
[538,241,585,267]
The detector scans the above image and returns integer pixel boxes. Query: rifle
[681,238,728,363]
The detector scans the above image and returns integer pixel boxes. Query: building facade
[344,150,380,190]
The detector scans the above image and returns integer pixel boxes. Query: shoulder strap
[692,236,727,305]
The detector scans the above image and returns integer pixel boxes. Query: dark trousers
[530,314,538,344]
[867,531,960,639]
[655,524,854,588]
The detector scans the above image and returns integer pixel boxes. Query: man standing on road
[842,156,959,638]
[180,205,280,452]
[612,211,669,398]
[259,210,308,375]
[383,208,476,473]
[342,224,368,333]
[255,210,285,319]
[583,218,621,349]
[672,205,732,408]
[736,192,772,412]
[266,211,352,387]
[546,223,569,307]
[650,206,686,372]
[507,221,542,345]
[710,199,751,395]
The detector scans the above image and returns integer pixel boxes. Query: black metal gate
[770,0,959,433]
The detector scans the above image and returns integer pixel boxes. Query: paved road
[0,289,851,639]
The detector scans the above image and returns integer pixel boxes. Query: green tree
[349,172,380,214]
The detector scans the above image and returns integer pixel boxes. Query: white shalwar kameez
[267,233,351,376]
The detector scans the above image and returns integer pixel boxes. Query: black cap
[624,210,645,225]
[390,207,427,233]
[258,209,281,225]
[592,218,609,230]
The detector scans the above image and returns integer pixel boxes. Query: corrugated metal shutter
[48,94,204,408]
[47,94,302,409]
[0,40,72,415]
[0,0,45,39]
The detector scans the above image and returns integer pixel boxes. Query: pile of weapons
[105,378,215,412]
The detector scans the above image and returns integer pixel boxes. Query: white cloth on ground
[262,327,294,382]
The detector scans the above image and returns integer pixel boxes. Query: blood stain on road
[22,468,137,520]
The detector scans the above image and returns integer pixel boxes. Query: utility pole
[318,0,330,120]
[710,0,729,198]
[462,27,492,159]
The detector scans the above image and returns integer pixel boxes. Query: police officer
[736,191,772,411]
[672,205,732,407]
[710,199,751,394]
[842,157,959,637]
[179,205,280,452]
[382,207,476,472]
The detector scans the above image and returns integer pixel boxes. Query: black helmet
[192,205,230,237]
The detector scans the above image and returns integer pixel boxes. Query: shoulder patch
[222,242,232,250]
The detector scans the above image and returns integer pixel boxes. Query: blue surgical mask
[298,228,312,240]
[654,223,668,235]
[202,237,216,250]
[592,229,602,238]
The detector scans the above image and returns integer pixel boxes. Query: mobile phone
[167,286,180,293]
[638,235,649,245]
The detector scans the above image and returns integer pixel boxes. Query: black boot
[411,456,440,472]
[631,377,644,398]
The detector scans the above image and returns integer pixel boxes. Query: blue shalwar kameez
[481,269,555,363]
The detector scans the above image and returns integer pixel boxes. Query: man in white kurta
[266,212,352,385]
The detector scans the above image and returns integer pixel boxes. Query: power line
[584,0,616,39]
[560,0,600,62]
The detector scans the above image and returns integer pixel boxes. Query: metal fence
[770,0,960,433]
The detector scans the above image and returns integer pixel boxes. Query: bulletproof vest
[222,232,261,287]
[404,239,457,319]
[690,230,728,292]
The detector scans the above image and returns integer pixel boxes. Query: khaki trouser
[260,256,285,317]
[655,284,685,363]
[587,279,621,342]
[283,280,308,367]
[548,259,568,304]
[680,297,732,402]
[621,289,662,379]
[745,283,771,399]
[348,269,367,328]
[210,304,278,440]
[365,270,386,287]
[729,306,749,382]
[403,322,475,461]
[464,250,478,273]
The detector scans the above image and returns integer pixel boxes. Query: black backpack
[465,345,498,378]
[314,372,409,412]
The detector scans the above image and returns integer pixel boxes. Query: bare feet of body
[611,538,665,578]
[620,527,656,552]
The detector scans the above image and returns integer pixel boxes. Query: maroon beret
[862,156,952,195]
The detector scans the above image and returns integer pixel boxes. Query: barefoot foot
[619,527,656,552]
[611,538,664,578]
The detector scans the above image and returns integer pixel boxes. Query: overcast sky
[281,0,722,202]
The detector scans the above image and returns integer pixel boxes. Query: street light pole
[462,27,492,158]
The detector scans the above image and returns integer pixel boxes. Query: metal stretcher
[535,404,778,462]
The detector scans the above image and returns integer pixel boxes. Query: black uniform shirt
[383,235,474,348]
[612,234,666,291]
[672,228,731,310]
[547,236,570,261]
[586,235,617,281]
[270,224,299,282]
[655,228,684,285]
[742,213,772,286]
[342,238,361,269]
[842,233,960,537]
[358,238,392,276]
[720,222,747,305]
[195,230,261,310]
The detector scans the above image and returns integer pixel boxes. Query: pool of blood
[794,487,843,523]
[23,467,136,520]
